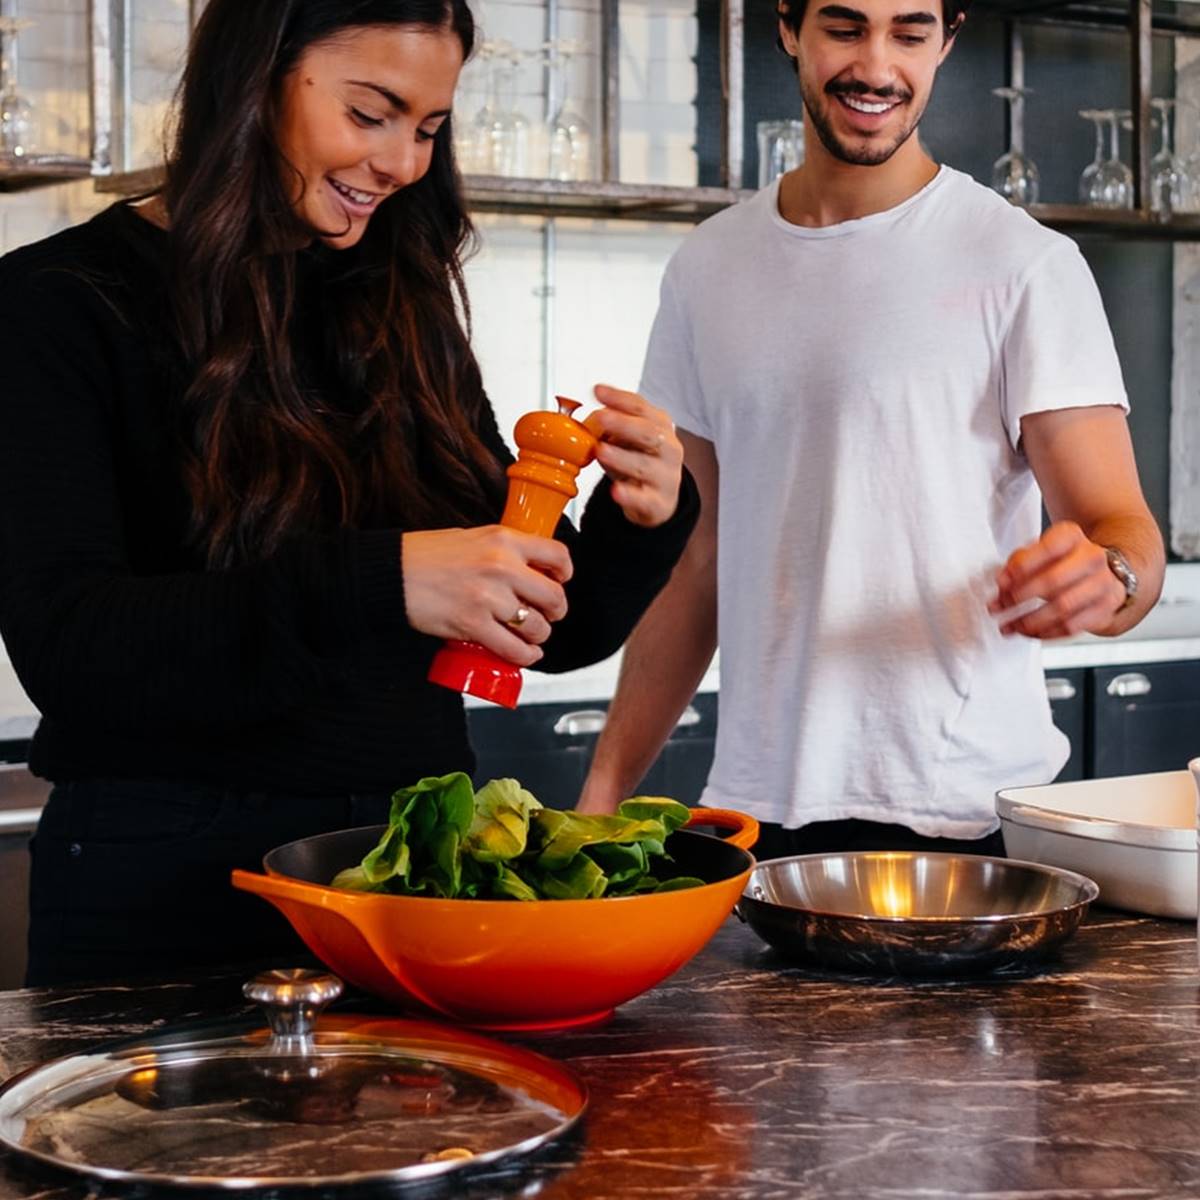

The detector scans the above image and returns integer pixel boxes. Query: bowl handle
[230,870,473,1020]
[685,807,759,851]
[231,868,369,907]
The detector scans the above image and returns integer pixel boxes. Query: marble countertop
[2,911,1200,1198]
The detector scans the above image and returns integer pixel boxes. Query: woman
[0,0,697,986]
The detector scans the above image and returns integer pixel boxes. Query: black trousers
[752,816,1006,862]
[27,779,392,988]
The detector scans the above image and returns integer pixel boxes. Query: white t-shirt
[640,166,1129,837]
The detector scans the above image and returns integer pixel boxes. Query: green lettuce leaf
[491,864,541,901]
[332,777,706,900]
[586,841,648,890]
[532,852,609,899]
[465,778,542,863]
[342,773,475,895]
[531,809,673,871]
[616,797,692,835]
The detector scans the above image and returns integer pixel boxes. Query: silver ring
[505,605,530,629]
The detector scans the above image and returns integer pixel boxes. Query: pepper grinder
[427,396,600,708]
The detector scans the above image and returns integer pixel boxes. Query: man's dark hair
[777,0,969,59]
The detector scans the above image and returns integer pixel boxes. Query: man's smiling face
[781,0,957,167]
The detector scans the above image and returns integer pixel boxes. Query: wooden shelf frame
[94,171,1200,236]
[0,157,92,192]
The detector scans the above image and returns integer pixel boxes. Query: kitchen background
[0,0,1198,538]
[3,0,1200,988]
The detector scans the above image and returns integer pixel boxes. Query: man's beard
[800,76,925,166]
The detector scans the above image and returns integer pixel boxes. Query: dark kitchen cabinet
[469,660,1195,811]
[468,692,718,809]
[0,739,31,766]
[1090,660,1200,778]
[467,702,595,810]
[628,692,718,803]
[1045,668,1087,782]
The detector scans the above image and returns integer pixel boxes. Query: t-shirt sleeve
[1000,239,1130,452]
[638,259,713,441]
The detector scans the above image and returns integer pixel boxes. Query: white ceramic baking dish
[996,770,1198,920]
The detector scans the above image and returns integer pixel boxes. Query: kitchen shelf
[0,156,92,193]
[96,168,753,223]
[31,0,1200,239]
[977,0,1200,34]
[92,166,157,196]
[94,168,1200,235]
[1028,203,1200,237]
[464,176,753,222]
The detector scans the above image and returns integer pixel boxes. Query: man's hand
[988,520,1126,639]
[1012,406,1163,638]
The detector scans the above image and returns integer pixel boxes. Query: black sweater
[0,203,698,794]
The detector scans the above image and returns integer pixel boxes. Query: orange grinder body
[427,398,600,708]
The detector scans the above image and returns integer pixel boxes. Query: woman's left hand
[587,384,684,528]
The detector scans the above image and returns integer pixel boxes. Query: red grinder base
[428,640,523,708]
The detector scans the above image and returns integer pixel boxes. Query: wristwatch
[1103,546,1139,612]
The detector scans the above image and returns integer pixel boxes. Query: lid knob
[244,969,343,1052]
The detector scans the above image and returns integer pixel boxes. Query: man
[577,0,1164,858]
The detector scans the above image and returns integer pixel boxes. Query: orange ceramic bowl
[232,808,757,1031]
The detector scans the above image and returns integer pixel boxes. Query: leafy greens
[331,774,704,900]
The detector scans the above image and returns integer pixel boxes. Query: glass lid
[0,970,586,1191]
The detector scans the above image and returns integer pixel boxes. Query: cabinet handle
[0,807,42,835]
[1045,677,1077,703]
[1106,672,1152,699]
[552,704,702,738]
[553,710,607,737]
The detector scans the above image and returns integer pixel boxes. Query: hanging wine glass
[1149,97,1193,218]
[1081,109,1133,209]
[1078,109,1104,203]
[467,39,509,176]
[452,46,485,172]
[495,44,531,177]
[545,38,592,182]
[0,9,37,163]
[991,86,1039,206]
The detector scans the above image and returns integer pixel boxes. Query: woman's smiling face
[275,24,464,249]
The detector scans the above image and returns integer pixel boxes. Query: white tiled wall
[1,0,697,455]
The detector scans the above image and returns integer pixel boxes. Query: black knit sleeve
[538,470,700,672]
[474,396,701,674]
[0,246,413,736]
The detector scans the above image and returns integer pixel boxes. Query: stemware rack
[3,0,1200,238]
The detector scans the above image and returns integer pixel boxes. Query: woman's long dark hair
[164,0,505,568]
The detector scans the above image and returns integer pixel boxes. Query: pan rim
[740,850,1099,925]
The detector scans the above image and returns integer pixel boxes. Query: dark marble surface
[2,909,1200,1198]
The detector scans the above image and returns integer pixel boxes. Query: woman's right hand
[401,527,573,666]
